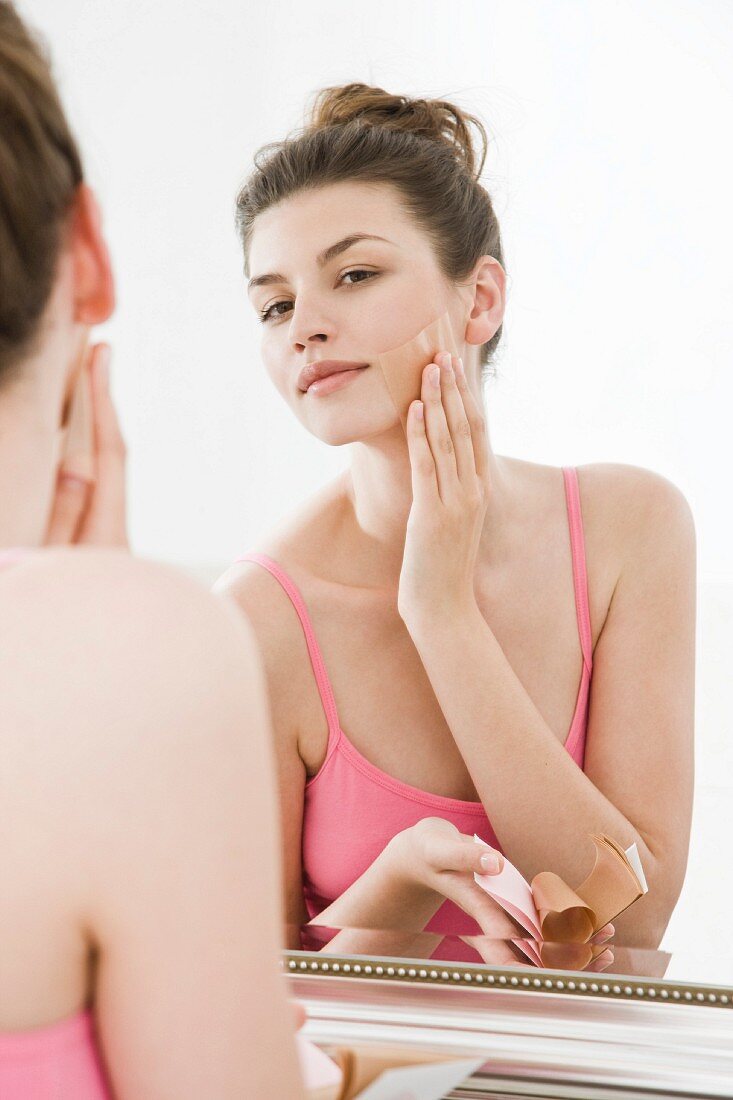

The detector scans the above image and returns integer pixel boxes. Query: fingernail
[438,351,452,369]
[429,365,441,387]
[455,357,465,377]
[480,852,501,873]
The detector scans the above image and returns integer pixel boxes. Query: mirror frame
[283,948,733,1009]
[286,950,733,1097]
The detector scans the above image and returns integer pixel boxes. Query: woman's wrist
[382,831,442,913]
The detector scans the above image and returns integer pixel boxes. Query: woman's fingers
[46,344,95,544]
[451,352,490,486]
[587,948,615,973]
[44,472,91,544]
[434,352,475,487]
[420,355,457,503]
[438,872,525,939]
[470,935,532,967]
[591,922,615,945]
[419,827,503,878]
[407,394,440,508]
[76,343,129,546]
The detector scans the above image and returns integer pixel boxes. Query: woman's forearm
[308,836,444,934]
[305,836,446,955]
[308,926,443,959]
[404,605,668,946]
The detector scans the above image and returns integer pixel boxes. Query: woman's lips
[306,365,369,396]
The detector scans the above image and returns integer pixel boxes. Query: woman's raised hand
[46,342,129,547]
[398,350,489,629]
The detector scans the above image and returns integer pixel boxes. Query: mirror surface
[28,0,732,1004]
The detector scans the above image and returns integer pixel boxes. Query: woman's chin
[302,410,401,448]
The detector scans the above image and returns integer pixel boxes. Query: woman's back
[0,548,304,1098]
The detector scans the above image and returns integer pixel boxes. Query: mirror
[39,0,731,1022]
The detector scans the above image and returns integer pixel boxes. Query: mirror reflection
[293,924,674,980]
[2,2,730,1097]
[214,88,694,980]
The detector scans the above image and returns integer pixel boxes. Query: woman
[217,83,696,958]
[0,4,304,1096]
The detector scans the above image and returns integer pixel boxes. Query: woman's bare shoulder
[505,456,691,534]
[0,546,259,650]
[214,477,344,647]
[574,462,695,549]
[507,457,695,620]
[0,547,265,758]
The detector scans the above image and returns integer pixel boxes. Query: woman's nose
[288,299,337,350]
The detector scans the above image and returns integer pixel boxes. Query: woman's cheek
[267,360,299,407]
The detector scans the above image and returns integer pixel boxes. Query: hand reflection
[387,817,515,935]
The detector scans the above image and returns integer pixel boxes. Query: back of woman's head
[0,0,83,386]
[236,82,506,379]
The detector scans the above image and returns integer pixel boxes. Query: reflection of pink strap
[562,468,593,671]
[0,547,30,569]
[234,553,341,740]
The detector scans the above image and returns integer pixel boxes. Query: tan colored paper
[532,871,596,944]
[375,308,468,434]
[538,939,607,971]
[475,831,646,968]
[574,833,646,932]
[59,332,95,484]
[331,1044,469,1100]
[531,834,645,966]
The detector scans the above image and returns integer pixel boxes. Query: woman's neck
[0,377,61,549]
[343,392,513,591]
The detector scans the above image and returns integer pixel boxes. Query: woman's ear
[464,254,505,347]
[70,183,115,325]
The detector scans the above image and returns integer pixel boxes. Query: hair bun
[305,82,487,179]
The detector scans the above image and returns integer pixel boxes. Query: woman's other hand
[386,817,521,938]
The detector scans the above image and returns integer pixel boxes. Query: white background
[20,0,733,978]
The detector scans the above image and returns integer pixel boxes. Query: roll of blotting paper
[375,308,468,435]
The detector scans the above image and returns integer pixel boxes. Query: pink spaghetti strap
[0,547,30,568]
[562,468,593,670]
[235,553,342,741]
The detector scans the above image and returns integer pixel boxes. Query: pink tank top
[0,547,111,1100]
[236,467,593,954]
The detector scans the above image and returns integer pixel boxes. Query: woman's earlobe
[464,309,500,347]
[464,257,504,346]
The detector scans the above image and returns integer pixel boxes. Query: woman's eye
[259,300,291,323]
[341,268,378,286]
[258,269,379,323]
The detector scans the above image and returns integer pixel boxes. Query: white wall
[19,0,733,981]
[21,0,732,579]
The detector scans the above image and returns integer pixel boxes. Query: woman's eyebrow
[247,234,394,293]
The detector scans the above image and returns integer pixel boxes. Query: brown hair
[235,83,506,380]
[0,0,83,385]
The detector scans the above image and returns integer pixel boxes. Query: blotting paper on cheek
[375,308,468,435]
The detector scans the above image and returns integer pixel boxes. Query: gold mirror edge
[282,950,733,1008]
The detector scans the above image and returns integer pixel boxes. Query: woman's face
[246,180,468,446]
